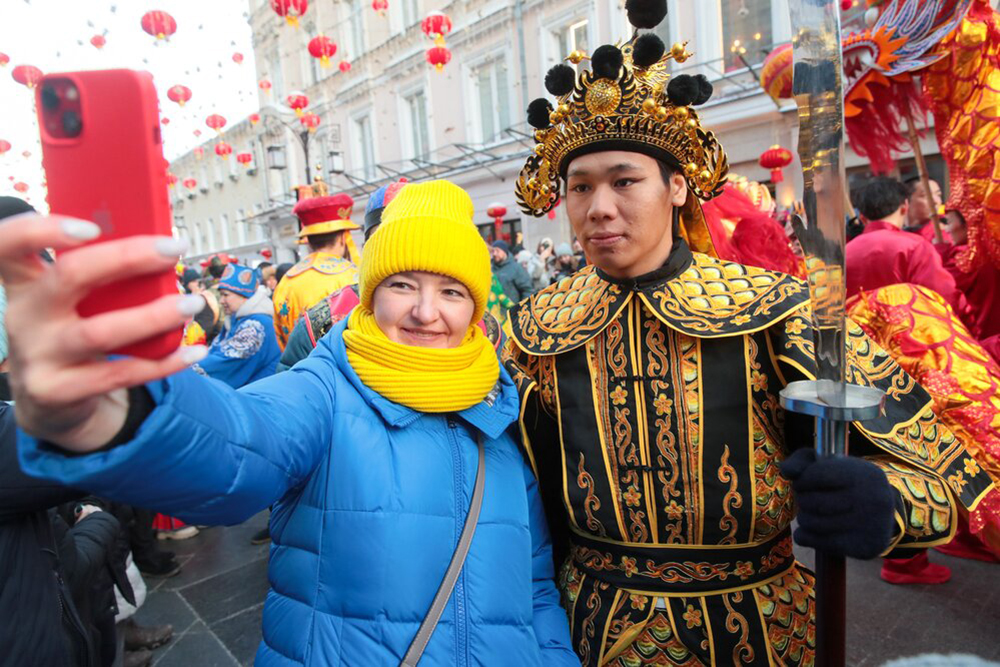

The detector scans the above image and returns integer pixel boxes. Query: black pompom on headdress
[591,45,624,80]
[544,64,576,96]
[693,74,713,105]
[625,0,667,30]
[667,73,714,107]
[526,98,553,129]
[632,33,665,68]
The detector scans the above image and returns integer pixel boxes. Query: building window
[268,48,284,100]
[237,209,248,245]
[722,0,773,72]
[472,59,510,144]
[352,114,376,180]
[204,217,215,252]
[402,0,420,28]
[349,0,366,58]
[404,90,430,159]
[559,20,589,65]
[220,213,231,248]
[191,220,202,254]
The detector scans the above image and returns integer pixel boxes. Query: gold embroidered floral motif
[718,445,743,544]
[683,605,703,629]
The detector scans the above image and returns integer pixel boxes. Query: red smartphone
[36,69,181,359]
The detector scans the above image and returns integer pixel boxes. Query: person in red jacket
[903,176,949,244]
[847,177,970,320]
[938,208,1000,359]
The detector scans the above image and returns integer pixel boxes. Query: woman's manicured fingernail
[155,237,189,257]
[176,295,205,316]
[178,345,208,364]
[60,219,101,241]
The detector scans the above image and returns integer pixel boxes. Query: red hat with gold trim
[293,193,361,238]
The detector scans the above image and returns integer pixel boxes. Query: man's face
[490,247,506,264]
[565,151,686,279]
[907,180,942,225]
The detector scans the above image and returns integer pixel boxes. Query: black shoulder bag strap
[400,435,486,667]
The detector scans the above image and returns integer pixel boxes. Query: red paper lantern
[372,0,389,16]
[0,140,10,155]
[270,0,308,27]
[12,65,43,88]
[260,248,273,259]
[214,141,233,158]
[21,150,30,159]
[167,84,192,106]
[286,92,309,117]
[193,146,204,159]
[183,177,197,189]
[90,35,106,49]
[193,129,202,137]
[232,52,244,64]
[421,11,452,43]
[13,182,28,193]
[236,152,254,168]
[486,202,507,234]
[300,112,321,132]
[249,113,261,126]
[206,114,227,132]
[425,46,451,72]
[338,60,352,73]
[140,10,177,41]
[259,78,272,94]
[308,36,337,68]
[161,117,170,125]
[759,145,793,183]
[166,172,178,187]
[841,0,853,9]
[0,53,8,67]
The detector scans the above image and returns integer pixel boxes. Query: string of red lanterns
[421,11,453,72]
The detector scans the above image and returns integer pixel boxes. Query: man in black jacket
[0,400,123,666]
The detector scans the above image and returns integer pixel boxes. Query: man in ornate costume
[272,191,361,349]
[500,1,995,664]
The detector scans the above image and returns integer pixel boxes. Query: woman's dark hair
[275,262,294,285]
[307,230,347,253]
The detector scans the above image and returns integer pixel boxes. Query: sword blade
[788,0,849,409]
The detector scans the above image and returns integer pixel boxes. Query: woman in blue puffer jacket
[12,181,579,666]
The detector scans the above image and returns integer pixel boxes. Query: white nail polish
[155,237,189,257]
[60,219,101,241]
[176,294,205,316]
[179,345,208,364]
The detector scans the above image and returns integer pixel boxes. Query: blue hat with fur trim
[218,263,259,297]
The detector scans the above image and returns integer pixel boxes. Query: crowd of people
[3,4,1000,667]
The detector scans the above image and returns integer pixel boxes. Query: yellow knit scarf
[343,307,499,413]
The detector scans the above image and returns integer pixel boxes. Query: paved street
[134,512,1000,666]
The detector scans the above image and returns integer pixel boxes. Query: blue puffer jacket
[19,318,578,667]
[196,288,281,388]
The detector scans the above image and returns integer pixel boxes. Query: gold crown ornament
[517,0,729,254]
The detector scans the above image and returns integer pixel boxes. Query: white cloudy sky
[0,0,260,208]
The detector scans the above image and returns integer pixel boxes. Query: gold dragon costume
[500,4,996,664]
[848,284,1000,557]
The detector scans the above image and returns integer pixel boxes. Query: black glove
[781,448,898,560]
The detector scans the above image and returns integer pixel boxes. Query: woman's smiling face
[372,271,475,348]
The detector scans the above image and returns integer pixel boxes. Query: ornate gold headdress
[516,0,729,222]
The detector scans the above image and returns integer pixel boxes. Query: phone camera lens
[62,111,83,137]
[41,85,60,111]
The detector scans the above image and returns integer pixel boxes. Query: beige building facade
[171,0,944,263]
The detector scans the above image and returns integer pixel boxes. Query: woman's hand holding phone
[0,213,207,452]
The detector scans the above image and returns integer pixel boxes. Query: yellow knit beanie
[359,180,491,323]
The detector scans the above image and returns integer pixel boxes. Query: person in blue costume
[193,263,280,388]
[5,180,577,667]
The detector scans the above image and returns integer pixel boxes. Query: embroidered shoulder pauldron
[507,254,810,355]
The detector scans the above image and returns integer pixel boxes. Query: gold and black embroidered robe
[502,241,994,667]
